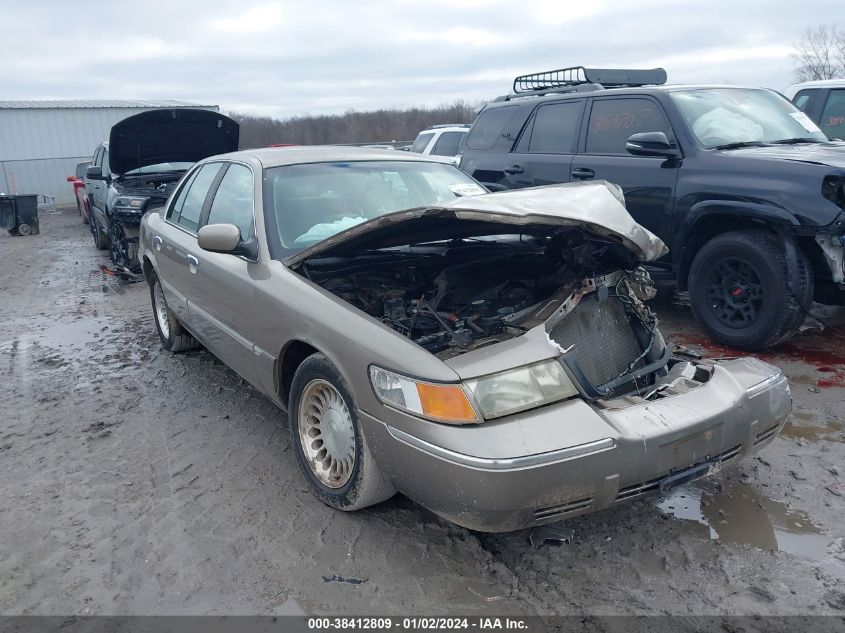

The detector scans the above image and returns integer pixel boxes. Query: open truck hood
[286,180,668,266]
[108,109,239,175]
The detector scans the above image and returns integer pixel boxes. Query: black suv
[458,66,845,350]
[85,109,239,272]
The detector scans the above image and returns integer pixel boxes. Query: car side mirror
[198,223,258,260]
[626,132,679,158]
[85,165,105,180]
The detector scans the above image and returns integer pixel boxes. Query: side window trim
[200,160,258,240]
[165,165,201,224]
[197,162,231,229]
[579,95,674,155]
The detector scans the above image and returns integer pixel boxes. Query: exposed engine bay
[298,228,661,373]
[113,172,184,201]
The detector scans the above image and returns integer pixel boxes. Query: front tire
[290,353,395,511]
[108,220,141,273]
[689,230,811,350]
[149,272,198,353]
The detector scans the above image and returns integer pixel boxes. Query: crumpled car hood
[108,109,240,175]
[286,180,668,265]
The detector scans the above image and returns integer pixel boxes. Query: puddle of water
[42,319,109,347]
[780,419,844,443]
[656,480,845,579]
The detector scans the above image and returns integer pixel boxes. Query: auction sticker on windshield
[449,183,486,196]
[790,111,823,134]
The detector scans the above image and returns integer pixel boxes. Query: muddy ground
[1,208,844,617]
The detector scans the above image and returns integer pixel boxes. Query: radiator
[549,295,644,387]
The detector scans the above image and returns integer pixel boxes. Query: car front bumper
[360,358,791,532]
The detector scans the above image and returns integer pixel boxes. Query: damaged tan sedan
[139,147,791,532]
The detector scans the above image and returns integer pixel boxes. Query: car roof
[422,125,471,132]
[784,79,845,98]
[205,145,456,168]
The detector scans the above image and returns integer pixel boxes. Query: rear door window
[431,131,465,156]
[585,98,672,154]
[466,106,518,150]
[792,88,819,113]
[517,101,583,153]
[170,163,221,233]
[410,133,434,153]
[204,163,255,239]
[820,89,845,139]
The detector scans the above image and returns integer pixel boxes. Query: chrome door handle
[153,235,163,250]
[186,254,199,267]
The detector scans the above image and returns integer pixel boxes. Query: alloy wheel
[153,281,170,340]
[704,257,765,328]
[297,379,356,489]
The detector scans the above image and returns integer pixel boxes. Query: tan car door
[187,162,273,391]
[153,163,223,323]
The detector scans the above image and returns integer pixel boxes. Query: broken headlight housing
[113,196,148,211]
[369,359,578,424]
[464,360,578,420]
[822,176,845,208]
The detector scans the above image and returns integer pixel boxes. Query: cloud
[212,5,283,33]
[0,0,839,118]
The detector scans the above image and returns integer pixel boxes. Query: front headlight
[114,196,147,209]
[465,360,578,420]
[370,360,579,424]
[369,366,480,425]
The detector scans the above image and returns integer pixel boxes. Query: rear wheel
[108,220,141,272]
[91,216,108,250]
[689,230,811,350]
[289,353,395,511]
[149,272,198,353]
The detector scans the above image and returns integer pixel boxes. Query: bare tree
[793,25,845,81]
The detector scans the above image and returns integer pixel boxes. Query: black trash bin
[0,194,39,236]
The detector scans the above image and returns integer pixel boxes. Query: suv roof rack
[501,66,667,100]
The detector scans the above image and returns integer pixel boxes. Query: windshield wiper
[711,141,769,150]
[769,137,820,145]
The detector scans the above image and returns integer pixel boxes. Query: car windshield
[263,160,486,257]
[670,88,828,148]
[123,162,194,175]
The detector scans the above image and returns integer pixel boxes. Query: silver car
[139,147,791,532]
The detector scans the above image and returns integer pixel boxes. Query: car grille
[533,497,594,521]
[754,423,780,446]
[614,443,743,503]
[549,295,644,387]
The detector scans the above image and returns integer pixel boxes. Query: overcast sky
[3,0,838,119]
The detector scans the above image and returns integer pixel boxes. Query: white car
[408,124,470,162]
[784,79,845,139]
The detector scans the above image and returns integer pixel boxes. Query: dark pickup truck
[85,109,240,272]
[457,66,845,350]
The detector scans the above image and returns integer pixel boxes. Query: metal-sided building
[0,100,219,206]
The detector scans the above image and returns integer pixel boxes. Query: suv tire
[108,220,141,273]
[91,217,109,250]
[289,353,395,511]
[689,230,811,350]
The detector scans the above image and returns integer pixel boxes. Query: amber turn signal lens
[415,383,478,424]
